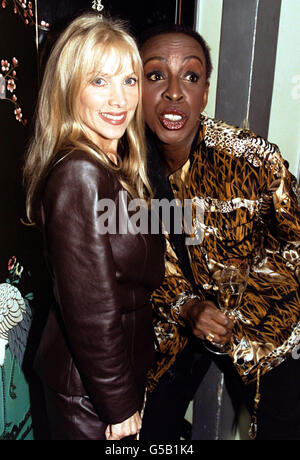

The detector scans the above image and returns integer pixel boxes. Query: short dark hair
[138,23,212,82]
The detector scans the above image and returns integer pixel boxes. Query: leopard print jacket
[147,116,300,392]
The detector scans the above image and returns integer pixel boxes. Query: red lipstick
[99,111,127,126]
[159,109,187,130]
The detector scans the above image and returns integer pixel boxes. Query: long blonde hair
[24,12,151,223]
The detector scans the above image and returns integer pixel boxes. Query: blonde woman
[23,12,164,440]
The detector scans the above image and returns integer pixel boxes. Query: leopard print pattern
[147,116,300,390]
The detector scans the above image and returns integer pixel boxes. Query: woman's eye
[93,77,105,86]
[125,77,138,86]
[183,72,200,83]
[145,71,164,82]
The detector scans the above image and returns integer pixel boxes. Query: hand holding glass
[205,259,250,355]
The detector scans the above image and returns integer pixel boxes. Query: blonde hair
[24,12,151,223]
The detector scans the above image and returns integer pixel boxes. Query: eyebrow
[88,70,137,78]
[184,55,204,66]
[143,54,204,67]
[143,56,167,65]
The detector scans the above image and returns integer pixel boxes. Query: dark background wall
[215,0,282,139]
[36,0,196,73]
[0,3,37,280]
[37,0,195,36]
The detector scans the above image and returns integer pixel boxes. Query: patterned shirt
[147,116,300,392]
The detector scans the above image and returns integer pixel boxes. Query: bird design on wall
[0,257,32,367]
[0,283,31,366]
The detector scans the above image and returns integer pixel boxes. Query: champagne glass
[217,259,250,318]
[204,259,250,355]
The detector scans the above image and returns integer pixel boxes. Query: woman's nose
[108,84,127,107]
[162,77,184,102]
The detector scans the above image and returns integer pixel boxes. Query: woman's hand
[105,411,142,440]
[180,298,234,345]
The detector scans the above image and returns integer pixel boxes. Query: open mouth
[159,110,187,130]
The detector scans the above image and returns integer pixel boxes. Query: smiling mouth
[159,110,187,130]
[99,112,127,125]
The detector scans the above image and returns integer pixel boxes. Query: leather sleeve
[42,153,139,424]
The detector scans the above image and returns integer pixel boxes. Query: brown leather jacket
[34,151,164,425]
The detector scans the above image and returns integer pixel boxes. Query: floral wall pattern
[0,57,27,126]
[0,0,51,440]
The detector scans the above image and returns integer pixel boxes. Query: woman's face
[141,33,209,152]
[78,47,139,154]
